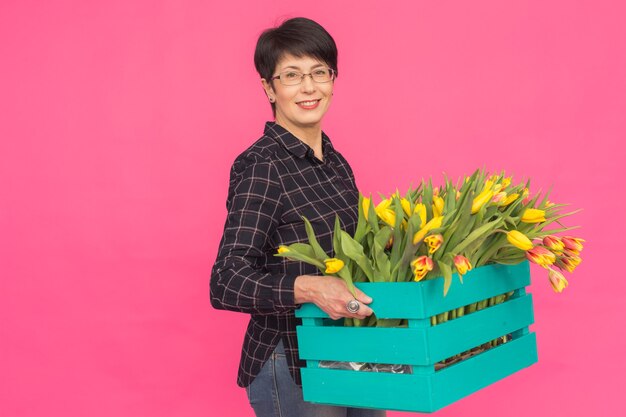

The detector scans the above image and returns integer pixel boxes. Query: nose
[300,74,316,92]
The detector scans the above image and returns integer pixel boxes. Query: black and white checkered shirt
[210,121,359,388]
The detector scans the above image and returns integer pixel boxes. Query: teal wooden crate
[295,261,538,413]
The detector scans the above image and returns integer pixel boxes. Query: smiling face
[261,53,334,133]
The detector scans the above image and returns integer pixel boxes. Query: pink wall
[1,1,624,416]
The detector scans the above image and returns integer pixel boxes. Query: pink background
[1,1,624,416]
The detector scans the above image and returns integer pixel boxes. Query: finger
[354,288,373,304]
[360,305,374,316]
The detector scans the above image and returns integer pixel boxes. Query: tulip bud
[412,216,443,245]
[453,255,473,276]
[432,196,444,217]
[521,208,546,224]
[543,235,564,254]
[557,255,581,273]
[522,188,531,205]
[411,256,434,282]
[502,193,519,206]
[507,230,534,251]
[561,236,585,252]
[548,268,569,293]
[400,198,411,217]
[424,234,444,254]
[502,177,512,188]
[277,245,290,254]
[375,199,396,227]
[413,203,427,228]
[324,258,345,274]
[492,192,507,205]
[526,246,556,267]
[472,189,494,214]
[362,196,371,218]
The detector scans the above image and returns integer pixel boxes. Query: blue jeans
[245,340,387,417]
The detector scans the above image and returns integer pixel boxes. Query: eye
[284,72,300,79]
[314,69,328,76]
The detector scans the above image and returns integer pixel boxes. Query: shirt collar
[264,121,334,160]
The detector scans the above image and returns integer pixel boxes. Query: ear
[260,78,274,97]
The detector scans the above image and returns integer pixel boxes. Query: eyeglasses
[270,68,336,86]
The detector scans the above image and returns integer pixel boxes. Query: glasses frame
[270,68,336,86]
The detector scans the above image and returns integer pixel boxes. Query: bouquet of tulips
[276,169,584,329]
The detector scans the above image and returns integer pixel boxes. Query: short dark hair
[254,17,338,118]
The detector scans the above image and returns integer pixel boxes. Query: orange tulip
[453,255,473,276]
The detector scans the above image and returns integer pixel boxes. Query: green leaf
[274,251,325,271]
[437,260,453,296]
[366,194,380,233]
[302,216,329,260]
[333,214,343,258]
[335,264,356,297]
[340,230,375,282]
[372,239,391,282]
[450,218,502,255]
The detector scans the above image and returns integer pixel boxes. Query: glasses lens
[281,71,302,86]
[312,68,332,83]
[279,69,334,85]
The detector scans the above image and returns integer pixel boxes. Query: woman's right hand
[294,275,374,320]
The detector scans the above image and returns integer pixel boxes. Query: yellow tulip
[324,258,345,274]
[413,203,427,228]
[377,209,396,227]
[502,193,519,206]
[375,199,396,227]
[521,208,546,223]
[453,255,473,276]
[432,196,444,217]
[400,198,411,217]
[548,268,568,293]
[412,216,443,245]
[471,189,494,213]
[376,198,391,211]
[424,234,444,254]
[362,196,371,218]
[425,215,443,230]
[507,230,534,251]
[277,245,290,254]
[502,177,512,188]
[484,179,494,191]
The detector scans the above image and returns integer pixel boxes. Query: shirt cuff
[273,273,298,309]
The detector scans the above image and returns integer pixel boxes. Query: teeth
[298,100,319,106]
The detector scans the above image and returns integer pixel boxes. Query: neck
[274,116,322,150]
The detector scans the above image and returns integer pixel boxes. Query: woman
[210,17,385,417]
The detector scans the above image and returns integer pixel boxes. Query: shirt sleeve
[210,153,299,315]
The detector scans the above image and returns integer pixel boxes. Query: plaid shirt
[210,121,359,388]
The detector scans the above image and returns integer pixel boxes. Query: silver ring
[346,299,360,314]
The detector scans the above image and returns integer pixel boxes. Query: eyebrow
[281,63,326,70]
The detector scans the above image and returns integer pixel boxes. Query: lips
[296,99,321,110]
